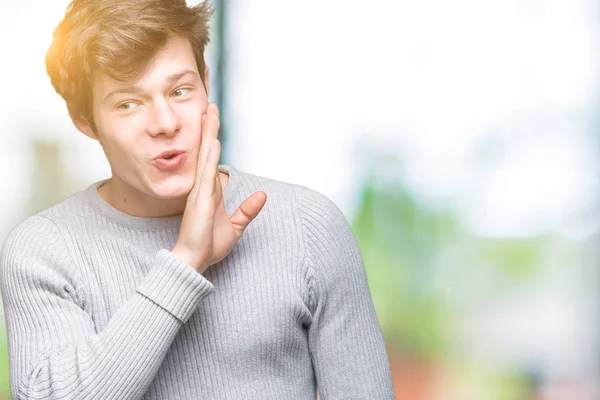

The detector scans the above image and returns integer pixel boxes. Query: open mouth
[160,151,183,160]
[153,151,187,170]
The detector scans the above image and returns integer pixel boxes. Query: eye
[116,102,138,111]
[171,87,192,98]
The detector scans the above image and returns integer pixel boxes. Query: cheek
[178,104,203,141]
[102,139,135,169]
[99,113,143,145]
[95,122,138,163]
[179,99,205,124]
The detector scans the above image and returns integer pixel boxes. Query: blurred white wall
[223,0,600,234]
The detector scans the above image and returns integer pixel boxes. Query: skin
[72,35,224,218]
[71,35,267,271]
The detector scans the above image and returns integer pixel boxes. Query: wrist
[170,248,197,271]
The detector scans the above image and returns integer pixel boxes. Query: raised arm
[0,215,214,400]
[297,187,396,399]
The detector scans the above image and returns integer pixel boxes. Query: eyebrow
[103,69,199,102]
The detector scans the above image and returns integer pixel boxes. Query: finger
[214,155,223,198]
[204,103,220,143]
[194,113,208,193]
[198,114,210,168]
[198,104,219,174]
[230,191,267,236]
[198,112,211,171]
[208,103,220,138]
[198,139,221,200]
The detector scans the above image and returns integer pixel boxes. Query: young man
[0,0,395,399]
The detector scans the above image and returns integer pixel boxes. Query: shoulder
[230,166,299,201]
[289,184,365,296]
[0,213,84,312]
[232,166,346,225]
[38,189,87,226]
[0,214,69,267]
[6,185,88,239]
[0,205,80,292]
[2,187,85,252]
[231,166,352,243]
[291,184,361,278]
[292,183,347,226]
[2,214,58,249]
[289,182,352,245]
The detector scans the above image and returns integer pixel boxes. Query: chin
[151,175,194,199]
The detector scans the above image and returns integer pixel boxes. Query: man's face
[87,35,208,200]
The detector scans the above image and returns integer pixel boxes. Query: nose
[147,99,182,137]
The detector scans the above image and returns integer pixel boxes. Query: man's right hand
[171,103,267,273]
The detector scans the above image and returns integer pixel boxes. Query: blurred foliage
[353,171,546,355]
[353,175,460,358]
[442,358,536,400]
[352,166,547,397]
[475,239,544,281]
[0,323,8,400]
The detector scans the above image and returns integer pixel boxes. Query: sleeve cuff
[135,249,215,323]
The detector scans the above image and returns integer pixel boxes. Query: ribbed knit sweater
[0,164,395,400]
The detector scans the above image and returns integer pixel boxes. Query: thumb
[230,191,267,234]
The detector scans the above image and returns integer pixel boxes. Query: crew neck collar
[82,164,242,231]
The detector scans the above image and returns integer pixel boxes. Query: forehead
[92,36,199,97]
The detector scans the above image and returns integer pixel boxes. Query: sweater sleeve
[0,215,214,400]
[296,187,396,400]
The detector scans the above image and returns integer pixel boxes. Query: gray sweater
[0,164,396,400]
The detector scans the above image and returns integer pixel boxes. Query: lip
[154,149,186,160]
[152,151,187,171]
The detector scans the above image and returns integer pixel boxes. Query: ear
[67,105,99,141]
[204,65,210,97]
